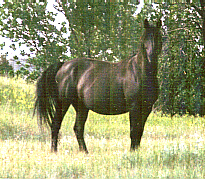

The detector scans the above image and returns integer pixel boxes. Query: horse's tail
[34,62,64,128]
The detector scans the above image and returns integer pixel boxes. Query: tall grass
[0,76,204,178]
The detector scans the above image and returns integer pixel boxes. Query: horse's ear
[157,19,162,28]
[144,19,149,28]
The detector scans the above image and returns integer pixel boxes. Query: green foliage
[0,3,69,80]
[61,3,140,61]
[155,3,204,116]
[0,55,14,76]
[0,2,204,116]
[133,3,204,116]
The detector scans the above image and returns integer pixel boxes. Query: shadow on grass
[0,121,18,140]
[0,120,50,143]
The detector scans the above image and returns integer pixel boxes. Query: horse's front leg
[129,105,150,151]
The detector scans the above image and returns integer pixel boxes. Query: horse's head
[143,19,162,64]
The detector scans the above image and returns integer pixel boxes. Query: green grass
[0,76,205,178]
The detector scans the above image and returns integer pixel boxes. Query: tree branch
[200,0,204,11]
[192,20,202,30]
[54,4,79,45]
[191,3,203,17]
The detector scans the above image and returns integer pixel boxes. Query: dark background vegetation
[0,1,204,116]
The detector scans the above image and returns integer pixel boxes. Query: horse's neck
[131,52,158,78]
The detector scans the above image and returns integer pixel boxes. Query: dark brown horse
[34,19,162,153]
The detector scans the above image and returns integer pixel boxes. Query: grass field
[0,76,204,178]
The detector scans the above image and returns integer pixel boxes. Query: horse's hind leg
[51,100,70,153]
[73,101,89,153]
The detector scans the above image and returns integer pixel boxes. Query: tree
[0,55,14,76]
[192,0,204,45]
[55,2,140,61]
[0,3,70,80]
[143,3,204,116]
[0,2,140,80]
[191,0,205,116]
[0,2,204,116]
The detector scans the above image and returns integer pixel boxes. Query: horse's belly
[87,99,128,115]
[82,87,128,115]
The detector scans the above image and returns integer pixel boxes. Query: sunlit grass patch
[0,76,35,110]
